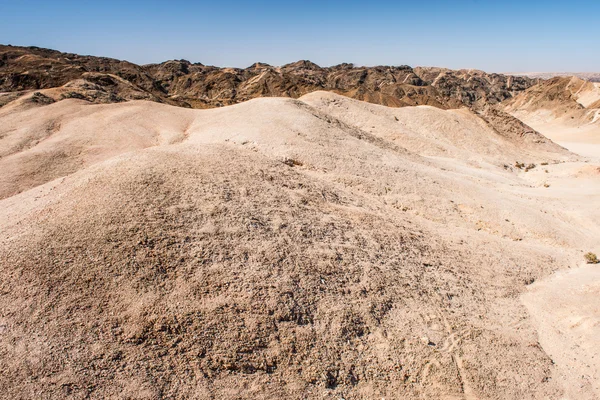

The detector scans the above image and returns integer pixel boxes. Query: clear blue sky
[1,0,598,72]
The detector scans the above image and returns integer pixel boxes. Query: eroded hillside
[0,45,535,110]
[504,76,600,157]
[1,91,599,399]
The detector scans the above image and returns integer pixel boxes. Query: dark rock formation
[0,44,537,110]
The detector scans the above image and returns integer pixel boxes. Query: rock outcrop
[0,44,536,110]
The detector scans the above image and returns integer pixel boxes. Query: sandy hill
[0,90,569,200]
[0,45,535,110]
[1,91,599,399]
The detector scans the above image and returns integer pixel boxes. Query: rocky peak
[0,44,539,110]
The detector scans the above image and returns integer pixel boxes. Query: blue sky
[1,0,598,72]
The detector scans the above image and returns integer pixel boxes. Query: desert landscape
[0,43,599,400]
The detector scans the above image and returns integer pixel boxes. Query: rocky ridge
[1,44,535,110]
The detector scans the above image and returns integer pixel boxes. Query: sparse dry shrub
[283,157,303,167]
[584,252,599,264]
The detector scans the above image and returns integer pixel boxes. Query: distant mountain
[503,76,600,146]
[504,76,600,114]
[1,44,536,110]
[508,72,600,82]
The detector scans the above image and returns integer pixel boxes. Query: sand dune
[0,92,599,399]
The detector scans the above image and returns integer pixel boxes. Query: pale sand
[523,265,600,400]
[508,102,600,399]
[509,109,600,160]
[0,92,599,399]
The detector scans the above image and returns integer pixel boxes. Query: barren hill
[1,90,599,399]
[503,76,600,157]
[509,72,600,83]
[0,45,535,110]
[2,45,600,399]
